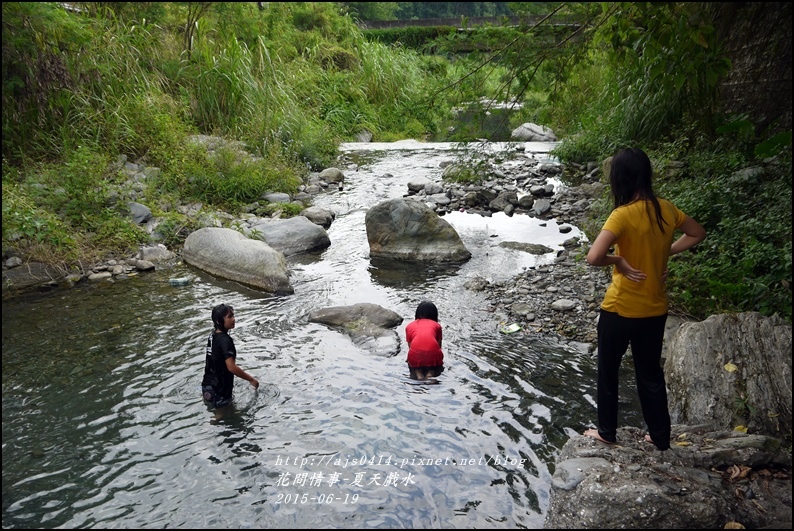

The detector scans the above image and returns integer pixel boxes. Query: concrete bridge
[359,15,578,30]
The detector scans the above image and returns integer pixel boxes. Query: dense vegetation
[2,2,790,322]
[2,2,482,255]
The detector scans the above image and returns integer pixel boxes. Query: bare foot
[583,428,615,444]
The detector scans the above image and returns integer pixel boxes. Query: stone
[182,227,293,294]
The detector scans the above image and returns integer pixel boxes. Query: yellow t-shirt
[600,198,687,318]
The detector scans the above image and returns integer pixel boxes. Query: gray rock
[498,241,554,255]
[299,206,335,229]
[407,176,432,193]
[137,244,175,262]
[182,227,293,294]
[517,195,535,209]
[128,202,152,224]
[511,122,558,142]
[261,192,291,203]
[489,191,518,212]
[424,181,444,195]
[307,303,404,357]
[135,260,155,271]
[665,312,792,438]
[464,276,489,291]
[533,198,552,216]
[5,256,23,268]
[365,198,471,263]
[551,457,612,490]
[319,167,345,184]
[248,216,331,257]
[428,193,451,206]
[544,426,791,529]
[2,262,63,296]
[551,299,577,311]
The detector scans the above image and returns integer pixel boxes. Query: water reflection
[368,257,465,289]
[2,141,640,529]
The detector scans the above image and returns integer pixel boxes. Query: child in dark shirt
[201,304,259,413]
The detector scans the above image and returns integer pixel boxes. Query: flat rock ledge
[544,424,792,529]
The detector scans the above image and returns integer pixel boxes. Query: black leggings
[596,309,670,450]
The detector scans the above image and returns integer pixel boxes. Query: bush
[659,147,792,321]
[158,143,303,207]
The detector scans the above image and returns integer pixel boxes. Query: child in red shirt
[405,301,444,380]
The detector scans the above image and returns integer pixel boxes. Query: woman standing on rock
[583,147,706,450]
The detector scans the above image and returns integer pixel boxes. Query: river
[2,141,641,529]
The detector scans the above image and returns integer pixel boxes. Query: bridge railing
[359,15,577,30]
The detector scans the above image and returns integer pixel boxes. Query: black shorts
[408,364,445,375]
[202,386,232,409]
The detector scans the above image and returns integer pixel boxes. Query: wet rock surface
[545,425,792,529]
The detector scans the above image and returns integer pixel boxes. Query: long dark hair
[609,147,668,233]
[415,300,439,322]
[211,303,233,332]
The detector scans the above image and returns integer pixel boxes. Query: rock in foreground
[544,425,792,529]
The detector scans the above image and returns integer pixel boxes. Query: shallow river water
[2,141,640,529]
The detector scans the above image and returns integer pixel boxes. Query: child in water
[201,304,259,419]
[405,301,444,381]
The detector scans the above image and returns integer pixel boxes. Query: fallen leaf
[728,465,752,480]
[724,521,746,529]
[734,425,748,433]
[675,441,692,447]
[677,433,689,440]
[724,361,739,372]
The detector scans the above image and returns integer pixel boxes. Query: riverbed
[1,141,644,529]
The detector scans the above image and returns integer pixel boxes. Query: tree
[182,2,213,55]
[473,2,733,146]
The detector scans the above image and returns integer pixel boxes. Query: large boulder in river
[665,312,792,438]
[182,227,293,294]
[365,198,471,263]
[307,303,403,356]
[246,216,331,256]
[511,122,557,142]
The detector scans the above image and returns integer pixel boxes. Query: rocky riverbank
[3,139,791,529]
[545,424,792,529]
[0,141,631,353]
[393,145,614,351]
